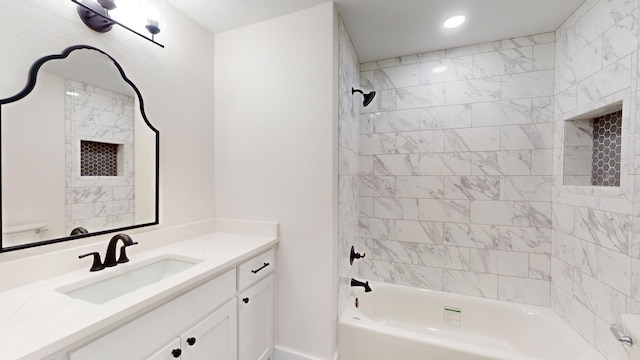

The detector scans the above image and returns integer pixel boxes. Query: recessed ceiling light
[444,15,466,29]
[432,66,448,73]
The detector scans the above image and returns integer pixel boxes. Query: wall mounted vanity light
[71,0,166,48]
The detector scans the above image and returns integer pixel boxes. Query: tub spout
[351,278,372,292]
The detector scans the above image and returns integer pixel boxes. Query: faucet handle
[350,245,366,265]
[117,241,139,264]
[79,252,105,272]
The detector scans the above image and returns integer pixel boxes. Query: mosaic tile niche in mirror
[65,80,135,235]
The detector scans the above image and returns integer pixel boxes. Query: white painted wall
[2,72,66,246]
[135,96,157,225]
[0,2,215,260]
[214,3,339,359]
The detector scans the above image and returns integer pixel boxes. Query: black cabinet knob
[242,297,250,304]
[171,348,182,358]
[187,337,196,346]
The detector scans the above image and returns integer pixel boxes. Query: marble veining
[551,0,640,357]
[443,270,498,299]
[359,31,554,309]
[573,207,630,254]
[395,176,444,198]
[444,128,501,152]
[396,84,446,109]
[338,18,360,316]
[420,104,472,129]
[443,223,499,249]
[420,152,472,175]
[472,47,533,77]
[396,130,445,153]
[445,78,501,105]
[471,151,532,176]
[65,80,134,234]
[443,176,500,200]
[373,154,420,176]
[395,220,444,244]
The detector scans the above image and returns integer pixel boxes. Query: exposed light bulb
[141,4,162,35]
[444,15,466,29]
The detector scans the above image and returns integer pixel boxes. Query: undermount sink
[57,255,202,304]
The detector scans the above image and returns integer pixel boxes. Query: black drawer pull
[172,348,182,358]
[251,262,270,274]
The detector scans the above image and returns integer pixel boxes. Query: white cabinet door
[145,338,182,360]
[68,270,236,360]
[238,274,274,360]
[181,299,238,360]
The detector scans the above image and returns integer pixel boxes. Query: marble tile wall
[564,117,595,186]
[65,80,135,235]
[338,18,360,316]
[357,33,555,307]
[553,0,640,359]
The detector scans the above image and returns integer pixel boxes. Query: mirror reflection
[0,46,159,251]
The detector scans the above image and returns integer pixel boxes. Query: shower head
[352,87,376,107]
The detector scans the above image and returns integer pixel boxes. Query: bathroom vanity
[0,224,277,360]
[0,45,277,360]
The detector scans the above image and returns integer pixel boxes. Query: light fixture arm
[71,0,165,48]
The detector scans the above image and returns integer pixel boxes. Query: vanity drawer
[237,249,275,291]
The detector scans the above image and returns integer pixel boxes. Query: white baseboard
[273,346,332,360]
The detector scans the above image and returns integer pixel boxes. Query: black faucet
[351,278,372,292]
[70,227,89,236]
[103,233,139,267]
[78,252,105,272]
[78,234,138,271]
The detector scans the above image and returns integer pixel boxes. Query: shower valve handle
[350,246,366,265]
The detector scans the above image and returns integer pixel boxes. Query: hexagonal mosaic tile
[591,110,621,186]
[80,140,119,177]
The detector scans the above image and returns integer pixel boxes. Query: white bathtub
[338,281,605,360]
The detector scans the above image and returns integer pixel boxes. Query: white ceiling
[168,0,586,62]
[167,0,329,34]
[43,49,135,96]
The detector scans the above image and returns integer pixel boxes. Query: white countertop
[0,231,278,360]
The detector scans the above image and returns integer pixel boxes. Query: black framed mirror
[0,45,159,252]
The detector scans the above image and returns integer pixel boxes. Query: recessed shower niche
[80,140,123,177]
[563,103,622,187]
